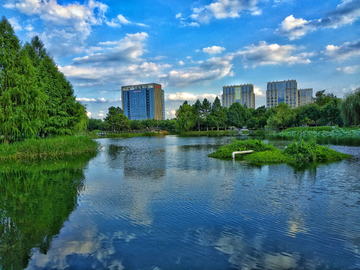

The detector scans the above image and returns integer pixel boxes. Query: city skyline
[1,0,359,119]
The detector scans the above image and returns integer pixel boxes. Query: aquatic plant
[209,138,351,165]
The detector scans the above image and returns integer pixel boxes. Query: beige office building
[266,80,298,108]
[298,88,313,107]
[221,84,255,109]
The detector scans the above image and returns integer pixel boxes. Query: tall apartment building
[221,84,255,109]
[266,80,298,108]
[121,83,165,120]
[298,88,313,107]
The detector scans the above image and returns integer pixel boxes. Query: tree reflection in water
[0,153,96,270]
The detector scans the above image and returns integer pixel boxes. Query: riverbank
[269,127,360,139]
[0,136,99,161]
[209,139,351,164]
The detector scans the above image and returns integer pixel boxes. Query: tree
[227,102,251,128]
[104,106,129,132]
[0,18,47,143]
[320,98,343,126]
[201,98,211,131]
[267,103,296,130]
[340,88,360,126]
[175,102,196,132]
[88,118,106,131]
[314,90,336,107]
[297,103,321,126]
[193,99,202,131]
[211,97,226,131]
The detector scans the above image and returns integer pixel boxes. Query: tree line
[0,17,87,144]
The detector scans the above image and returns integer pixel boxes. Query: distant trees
[104,106,130,132]
[267,103,296,130]
[0,17,87,143]
[340,88,360,126]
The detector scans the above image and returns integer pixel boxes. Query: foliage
[314,90,337,107]
[208,138,351,165]
[208,139,275,158]
[104,106,130,132]
[296,103,321,126]
[176,102,197,132]
[319,98,343,126]
[266,103,296,130]
[0,136,99,160]
[88,118,106,131]
[227,102,250,128]
[270,127,360,139]
[211,97,227,131]
[0,154,93,269]
[340,88,360,126]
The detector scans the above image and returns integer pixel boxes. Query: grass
[0,136,100,161]
[179,130,238,136]
[208,138,351,165]
[269,127,360,139]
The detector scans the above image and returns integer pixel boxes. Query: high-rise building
[221,84,255,108]
[298,88,313,107]
[266,80,298,108]
[121,83,165,120]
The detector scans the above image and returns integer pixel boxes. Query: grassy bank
[179,130,238,136]
[208,139,351,165]
[269,127,360,139]
[0,136,99,161]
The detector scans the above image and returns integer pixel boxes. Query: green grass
[179,130,238,137]
[0,136,99,161]
[270,127,360,139]
[208,138,351,165]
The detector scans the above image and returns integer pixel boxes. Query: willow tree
[0,17,47,143]
[340,88,360,126]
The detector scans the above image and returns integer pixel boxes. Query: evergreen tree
[211,97,226,131]
[193,99,202,131]
[0,18,47,143]
[201,98,211,131]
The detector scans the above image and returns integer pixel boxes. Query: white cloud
[25,24,33,31]
[203,46,226,54]
[323,40,360,60]
[188,0,259,24]
[235,41,313,66]
[117,14,131,24]
[176,13,182,19]
[254,87,264,96]
[167,92,217,101]
[179,61,185,65]
[86,111,92,117]
[8,17,22,30]
[98,111,104,117]
[336,65,359,73]
[276,0,360,39]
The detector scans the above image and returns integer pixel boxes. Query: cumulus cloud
[254,87,264,96]
[72,32,149,66]
[276,0,360,39]
[189,0,260,24]
[323,39,360,60]
[167,92,217,101]
[8,17,22,30]
[159,55,233,86]
[336,65,359,73]
[203,46,226,54]
[4,0,108,57]
[234,41,314,66]
[106,14,147,27]
[98,111,104,117]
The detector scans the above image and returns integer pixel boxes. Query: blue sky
[2,0,360,119]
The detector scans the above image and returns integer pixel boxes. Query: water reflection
[0,154,96,270]
[3,137,360,269]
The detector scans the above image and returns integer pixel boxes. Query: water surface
[1,136,360,269]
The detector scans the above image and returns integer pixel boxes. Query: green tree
[314,90,337,107]
[0,18,47,143]
[267,103,296,130]
[104,106,129,132]
[340,88,360,126]
[227,102,251,128]
[211,97,226,131]
[297,103,321,126]
[88,118,106,131]
[176,101,196,132]
[320,98,343,126]
[201,98,211,131]
[193,99,202,131]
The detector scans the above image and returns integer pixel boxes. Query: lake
[1,136,360,269]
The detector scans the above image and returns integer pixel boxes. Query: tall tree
[340,88,360,126]
[176,102,196,132]
[314,90,337,107]
[267,103,296,130]
[0,18,47,143]
[201,98,211,131]
[104,106,129,132]
[320,98,343,126]
[211,97,226,131]
[227,102,251,128]
[193,99,202,131]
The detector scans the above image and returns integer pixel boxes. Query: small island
[208,139,351,164]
